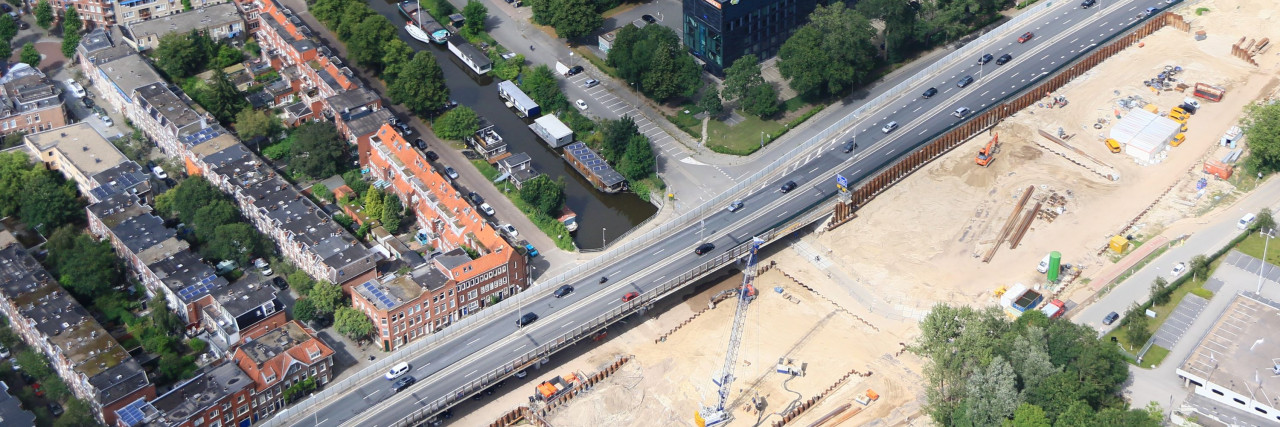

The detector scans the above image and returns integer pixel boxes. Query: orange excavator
[975,133,999,167]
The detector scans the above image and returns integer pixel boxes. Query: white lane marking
[886,149,896,155]
[776,211,787,218]
[416,363,432,371]
[808,166,820,174]
[562,321,574,329]
[512,344,527,352]
[467,337,482,346]
[913,106,922,113]
[466,369,478,377]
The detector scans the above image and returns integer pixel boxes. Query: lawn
[1234,232,1280,265]
[705,115,788,155]
[1104,257,1220,367]
[1140,344,1170,368]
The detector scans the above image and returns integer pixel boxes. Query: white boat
[405,23,433,44]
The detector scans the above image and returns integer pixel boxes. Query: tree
[191,200,239,243]
[61,31,81,59]
[722,54,764,103]
[311,0,350,28]
[21,169,80,232]
[640,42,701,101]
[363,187,384,219]
[1258,207,1277,232]
[605,25,700,102]
[202,223,269,265]
[293,298,317,323]
[699,87,723,117]
[19,43,40,68]
[618,134,654,181]
[1004,403,1051,427]
[210,43,244,69]
[235,108,282,142]
[1150,276,1170,306]
[34,0,52,29]
[520,65,566,111]
[288,270,316,295]
[1009,327,1058,391]
[381,193,403,232]
[336,2,374,41]
[519,175,566,217]
[149,297,186,335]
[206,69,248,124]
[1243,102,1280,174]
[343,170,369,198]
[53,399,96,427]
[550,0,601,39]
[308,281,343,315]
[778,3,878,100]
[380,39,414,83]
[0,14,14,43]
[52,234,120,300]
[434,106,479,140]
[387,51,449,116]
[63,7,82,34]
[964,356,1021,426]
[154,32,210,79]
[288,122,346,179]
[156,176,223,223]
[334,307,374,339]
[742,83,780,118]
[1053,400,1095,427]
[461,0,487,38]
[1124,308,1151,347]
[17,349,53,380]
[0,152,32,217]
[530,0,555,26]
[600,116,641,163]
[348,15,398,71]
[1189,254,1210,280]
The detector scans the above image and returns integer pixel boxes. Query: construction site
[452,0,1280,426]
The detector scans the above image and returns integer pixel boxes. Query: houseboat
[562,142,626,193]
[397,0,450,44]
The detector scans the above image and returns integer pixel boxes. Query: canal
[369,0,656,251]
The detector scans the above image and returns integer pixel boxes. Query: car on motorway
[1145,6,1158,15]
[957,75,974,88]
[881,121,899,133]
[575,99,588,110]
[779,181,797,193]
[641,14,656,24]
[1171,262,1186,276]
[978,53,994,65]
[952,107,972,118]
[516,312,538,327]
[468,191,484,205]
[501,223,518,237]
[567,65,584,76]
[515,370,528,379]
[392,375,417,393]
[599,276,609,284]
[445,166,459,179]
[622,292,639,302]
[841,140,855,153]
[1102,311,1120,325]
[524,243,538,257]
[553,285,574,298]
[995,53,1013,65]
[727,200,744,212]
[694,242,715,255]
[64,80,86,98]
[425,150,439,161]
[583,79,599,88]
[921,87,938,98]
[1080,0,1096,8]
[480,202,495,216]
[414,138,428,150]
[386,362,410,380]
[1017,32,1034,43]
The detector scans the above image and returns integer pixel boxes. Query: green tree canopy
[380,39,414,83]
[461,0,487,38]
[34,0,52,29]
[348,15,397,71]
[235,107,283,142]
[21,169,81,232]
[205,69,248,124]
[293,297,317,323]
[337,2,375,41]
[381,193,403,232]
[388,51,449,116]
[156,176,224,223]
[520,65,567,112]
[288,121,346,179]
[0,151,33,217]
[698,87,723,117]
[434,106,479,140]
[0,14,16,43]
[51,232,121,301]
[618,133,655,181]
[308,281,343,315]
[1258,207,1277,232]
[335,307,374,339]
[53,399,96,427]
[19,42,40,68]
[606,24,700,102]
[201,223,270,265]
[519,175,566,217]
[722,54,764,103]
[549,0,601,39]
[778,3,878,100]
[154,31,215,79]
[191,200,240,243]
[288,270,316,295]
[63,7,82,34]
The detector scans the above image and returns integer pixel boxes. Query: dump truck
[1041,299,1067,319]
[1193,83,1225,102]
[1204,160,1233,180]
[975,133,999,166]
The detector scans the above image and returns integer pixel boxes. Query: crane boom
[699,237,764,426]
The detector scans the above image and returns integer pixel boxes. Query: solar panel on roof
[116,398,153,426]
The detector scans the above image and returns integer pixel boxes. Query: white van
[385,362,410,380]
[1239,213,1256,230]
[1036,254,1052,273]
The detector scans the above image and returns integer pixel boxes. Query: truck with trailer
[1193,83,1225,102]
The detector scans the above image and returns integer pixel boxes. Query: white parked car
[479,202,495,216]
[881,121,899,133]
[100,114,113,126]
[575,99,588,110]
[500,224,518,237]
[152,166,168,180]
[65,80,86,98]
[1171,262,1186,276]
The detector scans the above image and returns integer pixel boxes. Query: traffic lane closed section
[291,0,1168,424]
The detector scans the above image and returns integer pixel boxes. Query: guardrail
[266,1,1082,424]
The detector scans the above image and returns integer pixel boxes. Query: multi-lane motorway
[293,0,1179,425]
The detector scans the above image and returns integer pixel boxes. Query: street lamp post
[1258,228,1275,293]
[602,227,607,248]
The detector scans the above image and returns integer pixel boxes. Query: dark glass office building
[683,0,826,76]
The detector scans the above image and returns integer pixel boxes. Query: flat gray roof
[1180,293,1280,402]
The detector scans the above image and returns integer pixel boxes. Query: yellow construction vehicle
[1171,133,1186,147]
[1105,138,1122,153]
[975,133,999,167]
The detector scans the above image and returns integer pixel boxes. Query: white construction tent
[1109,108,1181,164]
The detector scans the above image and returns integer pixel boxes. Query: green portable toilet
[1047,251,1062,282]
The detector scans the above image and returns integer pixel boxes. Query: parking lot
[563,71,687,164]
[1151,293,1208,348]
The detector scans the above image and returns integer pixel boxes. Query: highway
[294,0,1180,425]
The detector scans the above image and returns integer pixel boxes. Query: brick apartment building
[0,64,67,136]
[120,2,245,51]
[0,243,156,425]
[233,320,333,419]
[358,124,528,350]
[114,362,255,427]
[38,0,231,28]
[253,0,359,124]
[24,123,151,203]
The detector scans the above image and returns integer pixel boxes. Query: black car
[780,181,797,193]
[16,20,27,30]
[978,53,994,65]
[0,4,10,12]
[516,312,539,327]
[414,138,427,150]
[424,150,439,161]
[694,243,715,256]
[922,87,938,98]
[271,276,288,290]
[48,402,63,417]
[1102,311,1119,325]
[841,141,855,153]
[1080,0,1096,8]
[957,75,974,88]
[81,96,95,109]
[641,14,656,24]
[392,375,417,393]
[995,53,1013,65]
[567,65,584,76]
[468,192,484,205]
[553,285,574,298]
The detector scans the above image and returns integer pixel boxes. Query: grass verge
[1105,257,1220,367]
[1234,232,1280,264]
[489,178,576,251]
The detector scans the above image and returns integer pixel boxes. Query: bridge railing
[266,1,1071,425]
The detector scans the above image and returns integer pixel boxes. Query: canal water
[370,0,657,250]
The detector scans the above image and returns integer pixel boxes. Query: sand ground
[447,2,1280,426]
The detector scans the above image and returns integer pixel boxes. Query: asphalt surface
[291,1,1184,425]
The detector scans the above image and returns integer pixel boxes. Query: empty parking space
[564,73,686,159]
[1151,293,1209,349]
